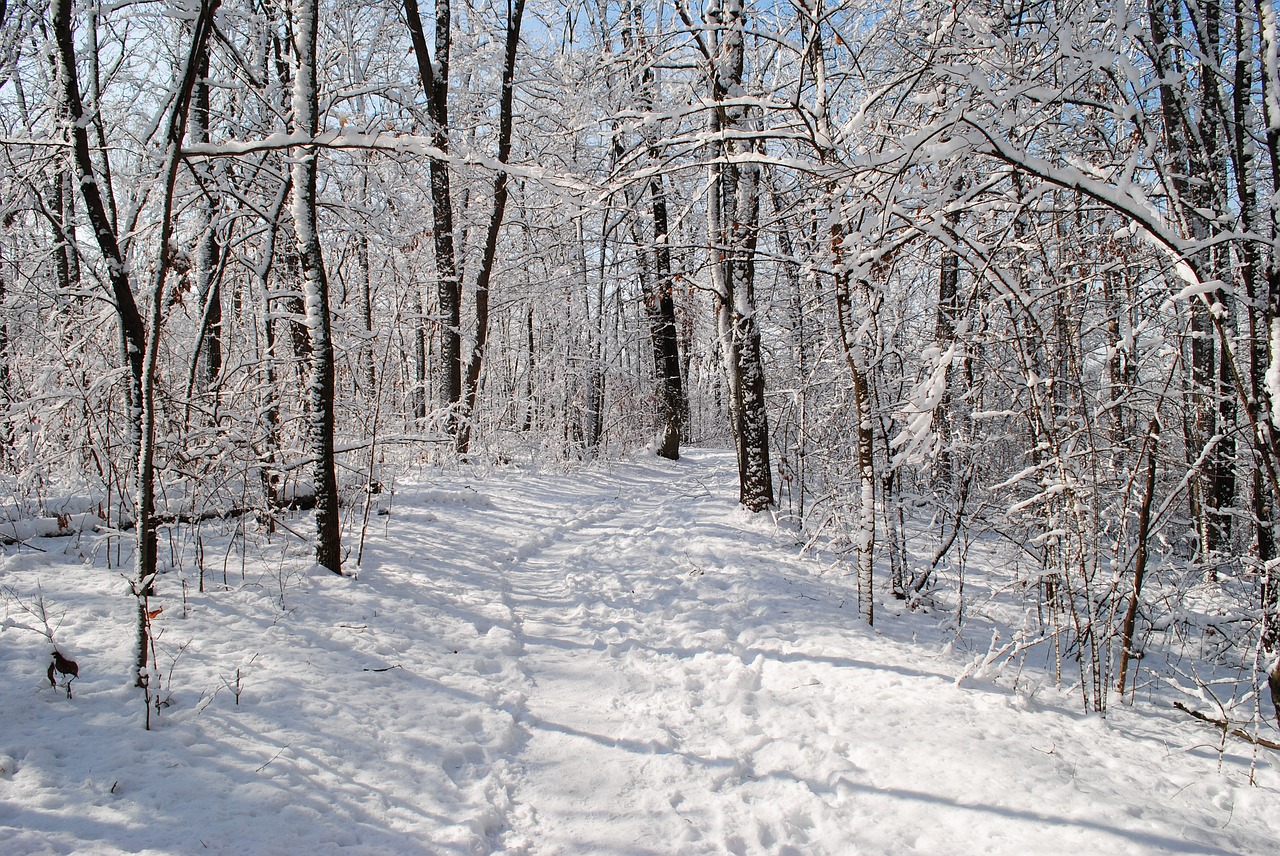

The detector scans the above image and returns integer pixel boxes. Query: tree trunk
[646,173,687,460]
[457,0,526,455]
[413,287,428,422]
[707,0,773,511]
[254,176,293,511]
[620,5,686,460]
[53,0,220,699]
[834,266,877,626]
[290,0,342,573]
[0,232,9,462]
[772,183,809,521]
[579,218,605,454]
[628,182,684,460]
[933,177,963,484]
[190,54,223,400]
[355,231,376,399]
[1256,2,1280,722]
[1118,419,1160,695]
[403,0,461,429]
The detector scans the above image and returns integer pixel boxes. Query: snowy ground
[1,448,1277,854]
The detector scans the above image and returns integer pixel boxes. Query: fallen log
[0,513,101,546]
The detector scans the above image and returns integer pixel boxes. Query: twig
[255,743,290,773]
[0,535,49,551]
[1173,702,1280,751]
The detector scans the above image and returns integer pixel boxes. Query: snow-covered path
[2,449,1277,854]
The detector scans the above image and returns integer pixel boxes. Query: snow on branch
[183,131,590,195]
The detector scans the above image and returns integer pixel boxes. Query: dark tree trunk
[1118,419,1160,695]
[1231,4,1275,562]
[933,191,961,483]
[53,0,220,695]
[413,287,428,421]
[403,0,461,427]
[457,0,526,455]
[523,305,537,432]
[1254,3,1280,686]
[356,231,376,398]
[0,234,9,460]
[629,178,685,461]
[580,220,605,453]
[620,5,687,460]
[646,174,687,460]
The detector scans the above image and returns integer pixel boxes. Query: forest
[3,0,1280,755]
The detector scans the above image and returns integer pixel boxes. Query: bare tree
[403,0,462,433]
[458,0,527,455]
[51,0,222,686]
[289,0,342,572]
[687,0,773,510]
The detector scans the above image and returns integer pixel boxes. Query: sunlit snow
[1,450,1275,854]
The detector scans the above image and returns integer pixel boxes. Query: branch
[1173,702,1280,751]
[183,132,589,194]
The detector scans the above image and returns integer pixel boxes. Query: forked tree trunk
[706,0,773,511]
[52,0,221,696]
[457,0,526,455]
[620,4,687,460]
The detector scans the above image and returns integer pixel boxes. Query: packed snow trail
[0,449,1277,854]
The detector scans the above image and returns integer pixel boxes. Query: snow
[1,449,1277,854]
[1268,318,1280,429]
[182,132,589,196]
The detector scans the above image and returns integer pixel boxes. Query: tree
[403,0,462,433]
[51,0,222,686]
[689,0,773,510]
[458,0,528,455]
[616,3,688,460]
[289,0,343,572]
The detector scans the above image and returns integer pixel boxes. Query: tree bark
[457,0,526,455]
[1118,419,1160,695]
[290,0,342,572]
[834,263,877,626]
[707,0,773,511]
[190,52,223,399]
[253,175,293,510]
[53,0,220,697]
[403,0,461,428]
[620,4,686,460]
[933,184,962,484]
